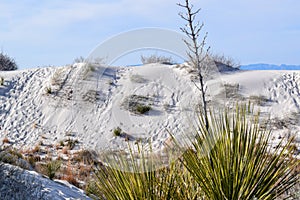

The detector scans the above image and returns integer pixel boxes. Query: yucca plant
[182,105,299,200]
[43,160,61,180]
[88,143,200,200]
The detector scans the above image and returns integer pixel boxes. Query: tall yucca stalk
[89,144,200,200]
[183,105,299,199]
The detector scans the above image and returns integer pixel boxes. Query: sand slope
[0,65,299,153]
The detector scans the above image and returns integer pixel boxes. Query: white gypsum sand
[0,64,299,155]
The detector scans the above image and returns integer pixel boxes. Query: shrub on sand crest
[0,52,18,71]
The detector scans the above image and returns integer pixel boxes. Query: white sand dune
[0,64,299,153]
[0,163,91,199]
[1,64,300,199]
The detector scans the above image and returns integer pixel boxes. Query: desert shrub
[66,138,79,150]
[45,86,52,94]
[136,104,151,114]
[113,127,122,136]
[248,95,271,106]
[223,83,242,99]
[210,53,240,68]
[2,137,10,144]
[43,160,61,180]
[82,64,96,80]
[122,95,153,114]
[73,56,85,63]
[0,77,4,86]
[141,54,174,65]
[0,52,18,71]
[75,149,97,165]
[0,148,30,169]
[182,105,300,199]
[82,90,100,103]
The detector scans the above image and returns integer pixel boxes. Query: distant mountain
[241,64,300,70]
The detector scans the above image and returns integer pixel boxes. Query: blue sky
[1,0,300,69]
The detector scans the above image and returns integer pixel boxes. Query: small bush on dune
[0,52,18,71]
[43,160,61,180]
[0,77,4,86]
[113,127,122,136]
[210,53,240,69]
[136,104,151,114]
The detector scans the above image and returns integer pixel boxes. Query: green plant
[89,144,199,200]
[113,127,122,136]
[59,140,64,147]
[181,105,300,199]
[45,86,52,94]
[136,104,151,114]
[43,160,61,180]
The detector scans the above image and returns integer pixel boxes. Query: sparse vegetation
[122,95,153,114]
[45,86,52,94]
[224,83,242,99]
[141,54,174,65]
[113,127,122,136]
[248,95,271,106]
[89,104,300,199]
[0,76,4,86]
[136,104,151,114]
[73,56,85,63]
[82,90,100,103]
[210,52,240,68]
[43,160,61,180]
[0,52,18,71]
[82,63,96,80]
[66,138,79,150]
[130,74,147,83]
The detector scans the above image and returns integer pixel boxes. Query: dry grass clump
[2,137,10,144]
[248,95,271,106]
